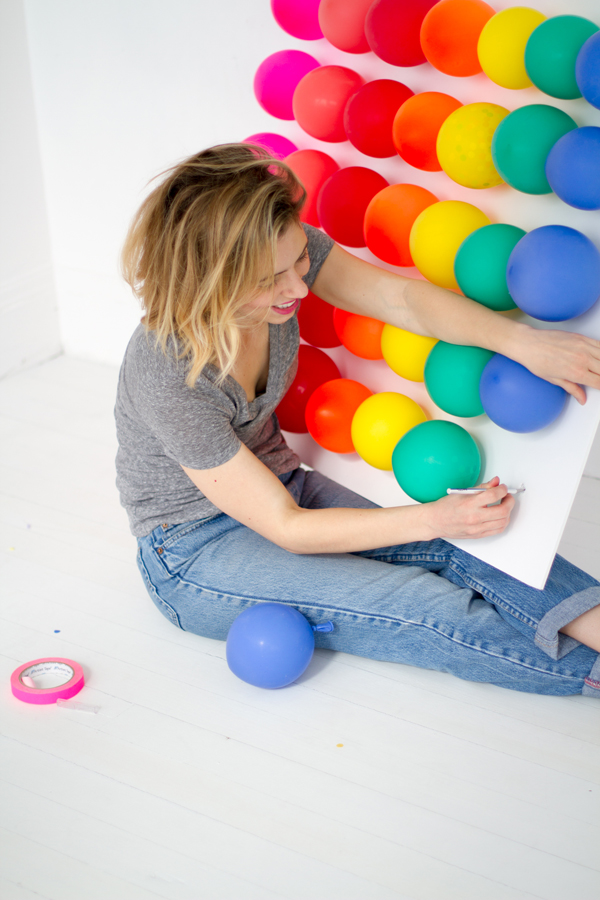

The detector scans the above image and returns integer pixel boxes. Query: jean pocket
[137,549,183,629]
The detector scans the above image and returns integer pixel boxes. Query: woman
[115,143,600,696]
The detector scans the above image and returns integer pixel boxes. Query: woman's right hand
[422,477,515,541]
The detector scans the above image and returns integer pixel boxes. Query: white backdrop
[23,0,600,585]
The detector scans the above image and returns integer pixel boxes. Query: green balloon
[424,342,494,417]
[491,105,577,194]
[454,224,525,310]
[525,16,599,99]
[392,420,481,503]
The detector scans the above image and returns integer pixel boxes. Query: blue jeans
[137,468,600,696]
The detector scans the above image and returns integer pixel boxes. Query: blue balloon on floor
[506,225,600,321]
[479,355,567,433]
[226,603,315,688]
[545,127,600,210]
[576,31,600,109]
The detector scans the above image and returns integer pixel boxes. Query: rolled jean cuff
[535,586,600,660]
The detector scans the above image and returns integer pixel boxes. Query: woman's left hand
[512,325,600,405]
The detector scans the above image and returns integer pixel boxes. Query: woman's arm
[312,244,600,404]
[182,443,514,555]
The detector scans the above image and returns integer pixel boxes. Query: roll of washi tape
[11,658,85,705]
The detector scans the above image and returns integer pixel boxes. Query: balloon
[351,392,428,470]
[226,603,315,688]
[365,0,438,67]
[285,149,339,227]
[293,66,365,142]
[525,15,599,100]
[491,105,577,195]
[275,345,340,433]
[436,103,508,189]
[545,127,600,211]
[479,355,567,433]
[297,289,341,348]
[576,31,600,109]
[506,225,600,322]
[392,420,481,503]
[344,80,414,158]
[381,325,438,382]
[254,51,320,120]
[305,378,373,453]
[243,132,298,159]
[271,0,323,40]
[364,184,439,267]
[454,224,525,311]
[392,92,462,172]
[420,0,495,77]
[317,166,389,247]
[319,0,373,53]
[477,7,547,89]
[409,201,491,290]
[424,342,494,417]
[333,309,385,359]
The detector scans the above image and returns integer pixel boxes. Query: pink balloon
[254,50,320,120]
[271,0,324,40]
[243,133,298,159]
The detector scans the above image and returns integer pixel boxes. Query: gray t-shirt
[115,224,335,536]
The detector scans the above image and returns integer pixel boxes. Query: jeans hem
[535,586,600,660]
[582,655,600,696]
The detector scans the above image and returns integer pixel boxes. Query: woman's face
[243,222,311,326]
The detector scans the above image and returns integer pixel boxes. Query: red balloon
[297,290,341,348]
[365,0,438,67]
[317,167,388,248]
[305,378,373,453]
[344,80,414,158]
[333,309,385,359]
[285,149,340,227]
[276,345,341,433]
[318,0,373,53]
[293,66,365,142]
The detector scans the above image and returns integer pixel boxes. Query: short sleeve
[124,332,241,471]
[302,224,335,289]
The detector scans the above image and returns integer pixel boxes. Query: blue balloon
[506,225,600,321]
[479,355,567,433]
[545,127,600,210]
[226,603,315,689]
[576,31,600,109]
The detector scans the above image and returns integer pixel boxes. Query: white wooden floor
[1,355,599,900]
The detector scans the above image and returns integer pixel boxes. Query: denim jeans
[137,468,600,696]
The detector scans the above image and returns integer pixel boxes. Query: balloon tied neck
[312,622,334,633]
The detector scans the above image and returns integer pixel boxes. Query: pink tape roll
[11,658,85,705]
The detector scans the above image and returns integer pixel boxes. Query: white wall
[0,0,60,379]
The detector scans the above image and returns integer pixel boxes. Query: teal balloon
[454,224,525,310]
[525,16,599,99]
[491,105,577,194]
[392,420,481,503]
[424,343,495,417]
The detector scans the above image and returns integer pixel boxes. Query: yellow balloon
[381,325,438,382]
[436,103,509,189]
[478,7,547,90]
[351,392,427,470]
[409,201,491,291]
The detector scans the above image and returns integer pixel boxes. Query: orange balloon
[364,183,439,266]
[285,149,339,227]
[392,92,462,171]
[333,309,385,359]
[305,378,373,453]
[420,0,495,76]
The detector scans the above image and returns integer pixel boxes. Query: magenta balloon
[271,0,324,40]
[243,132,298,159]
[254,50,320,120]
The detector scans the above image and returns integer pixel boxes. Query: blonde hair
[121,143,306,386]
